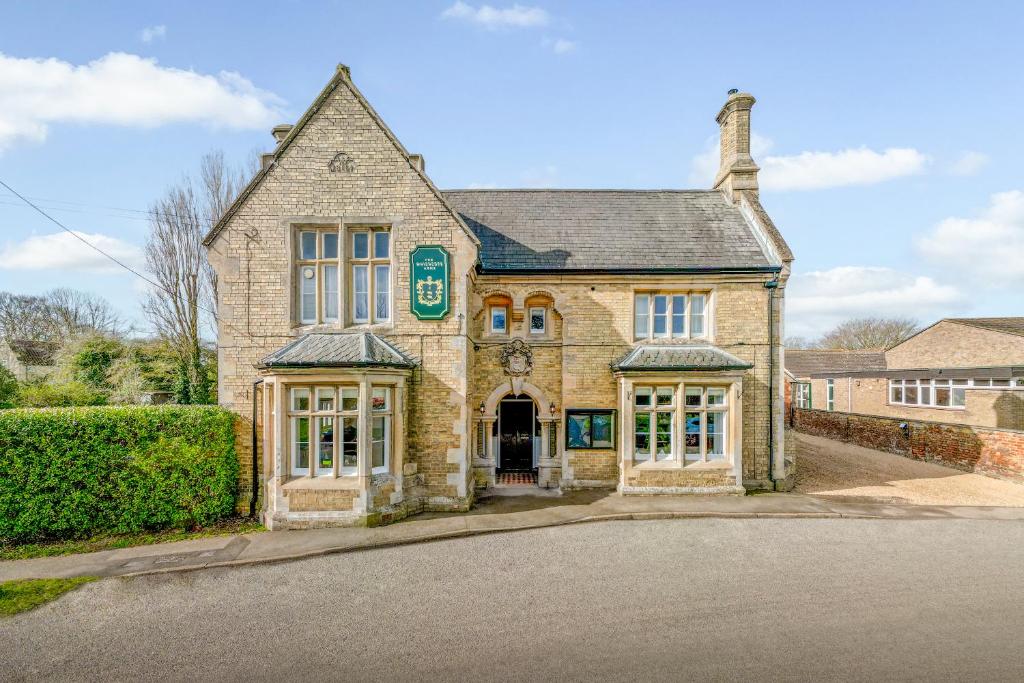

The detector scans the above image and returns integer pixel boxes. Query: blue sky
[1,0,1022,339]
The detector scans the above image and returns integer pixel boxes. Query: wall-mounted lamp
[479,401,485,415]
[549,402,556,415]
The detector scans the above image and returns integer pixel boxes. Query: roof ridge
[442,188,721,194]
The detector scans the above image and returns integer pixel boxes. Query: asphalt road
[3,519,1024,682]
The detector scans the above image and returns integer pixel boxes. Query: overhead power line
[0,177,258,342]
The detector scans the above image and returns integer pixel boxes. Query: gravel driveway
[794,431,1024,506]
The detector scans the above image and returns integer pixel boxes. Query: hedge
[0,406,239,543]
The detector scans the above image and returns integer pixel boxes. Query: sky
[1,0,1022,340]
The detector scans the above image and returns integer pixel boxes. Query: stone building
[0,339,57,382]
[204,66,794,529]
[788,318,1024,430]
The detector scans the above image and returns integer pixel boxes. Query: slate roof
[259,333,416,369]
[442,190,778,272]
[947,317,1024,338]
[611,345,753,372]
[784,350,887,378]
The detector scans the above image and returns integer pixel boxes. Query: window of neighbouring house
[633,292,709,341]
[826,379,835,411]
[566,409,615,449]
[794,382,811,409]
[632,384,729,465]
[889,378,984,409]
[287,384,392,477]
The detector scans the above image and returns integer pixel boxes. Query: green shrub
[16,381,108,408]
[0,406,238,543]
[0,366,16,408]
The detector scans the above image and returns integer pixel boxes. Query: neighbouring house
[204,65,794,529]
[0,339,58,382]
[787,318,1024,430]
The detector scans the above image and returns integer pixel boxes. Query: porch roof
[258,332,417,370]
[611,345,753,372]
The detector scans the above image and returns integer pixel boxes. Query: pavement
[3,518,1024,681]
[4,485,1024,582]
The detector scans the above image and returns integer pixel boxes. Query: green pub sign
[409,245,450,320]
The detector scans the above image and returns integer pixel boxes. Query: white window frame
[528,306,546,335]
[889,378,977,410]
[287,383,393,478]
[794,382,811,409]
[371,386,392,474]
[633,292,709,341]
[826,379,835,412]
[349,227,391,325]
[632,383,729,465]
[296,228,342,325]
[490,305,508,335]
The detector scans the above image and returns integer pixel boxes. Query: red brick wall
[792,408,1024,483]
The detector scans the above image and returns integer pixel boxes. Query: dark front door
[499,399,535,471]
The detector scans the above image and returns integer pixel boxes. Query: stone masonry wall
[792,407,1024,482]
[470,276,784,488]
[207,73,475,508]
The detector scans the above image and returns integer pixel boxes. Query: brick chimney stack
[713,90,759,201]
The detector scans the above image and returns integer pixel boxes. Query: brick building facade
[205,66,794,529]
[788,320,1024,431]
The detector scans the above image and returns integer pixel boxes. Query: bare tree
[815,317,921,351]
[46,288,123,338]
[0,292,52,342]
[142,150,253,402]
[784,335,811,350]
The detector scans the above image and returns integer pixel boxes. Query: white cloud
[786,266,966,338]
[947,150,989,176]
[689,134,927,191]
[0,52,285,152]
[441,2,548,29]
[139,25,167,43]
[761,147,928,191]
[916,190,1024,286]
[0,231,143,274]
[551,38,576,54]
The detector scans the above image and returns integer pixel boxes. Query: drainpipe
[250,378,264,517]
[764,277,779,488]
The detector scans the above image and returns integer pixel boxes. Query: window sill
[888,403,966,411]
[630,459,731,470]
[284,475,361,490]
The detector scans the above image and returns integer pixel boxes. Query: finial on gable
[336,63,351,79]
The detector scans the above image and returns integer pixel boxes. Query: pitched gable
[202,65,478,249]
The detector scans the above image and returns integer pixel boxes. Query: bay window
[633,383,729,465]
[634,292,709,340]
[287,383,393,477]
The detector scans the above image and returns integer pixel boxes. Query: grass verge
[0,577,98,616]
[1,518,264,561]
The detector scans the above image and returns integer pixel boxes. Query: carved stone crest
[500,339,533,396]
[328,152,355,173]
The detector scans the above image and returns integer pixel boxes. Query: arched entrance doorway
[497,394,540,473]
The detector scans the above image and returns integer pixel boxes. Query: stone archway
[476,379,560,489]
